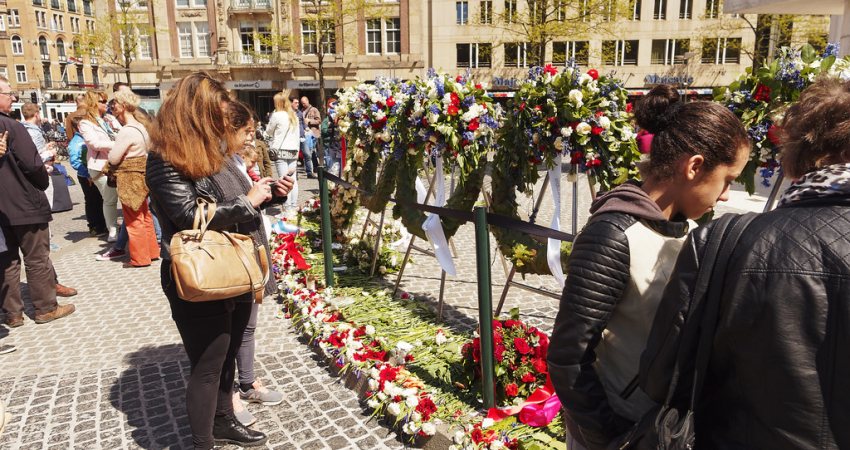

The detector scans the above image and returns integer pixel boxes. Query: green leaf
[821,55,836,72]
[800,44,817,64]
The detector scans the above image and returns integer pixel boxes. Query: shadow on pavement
[110,344,192,449]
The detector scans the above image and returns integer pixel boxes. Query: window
[505,0,517,23]
[16,65,28,83]
[504,42,528,68]
[177,22,193,57]
[578,0,590,21]
[176,0,189,5]
[43,64,52,86]
[385,18,400,53]
[76,66,84,85]
[195,22,210,57]
[0,67,7,80]
[72,40,81,57]
[602,39,638,65]
[366,19,381,54]
[553,41,589,65]
[456,1,468,24]
[51,0,61,9]
[57,38,66,59]
[9,10,20,27]
[92,67,99,85]
[36,11,46,28]
[11,36,24,55]
[679,0,691,18]
[39,36,50,59]
[555,0,566,20]
[631,0,641,19]
[0,16,4,32]
[319,20,336,54]
[702,37,741,64]
[653,0,666,19]
[480,0,492,23]
[301,21,316,54]
[83,0,92,14]
[138,30,152,59]
[67,0,76,12]
[456,43,491,67]
[705,0,719,18]
[651,39,689,64]
[51,14,58,30]
[33,0,43,6]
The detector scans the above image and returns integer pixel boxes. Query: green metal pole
[474,206,495,409]
[318,167,334,288]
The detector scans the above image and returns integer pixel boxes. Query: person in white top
[265,92,301,209]
[78,91,120,242]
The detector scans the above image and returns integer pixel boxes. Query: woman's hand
[273,176,294,198]
[246,177,274,208]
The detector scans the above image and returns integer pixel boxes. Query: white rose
[575,122,592,135]
[396,341,414,352]
[599,116,611,129]
[365,325,376,335]
[579,74,593,85]
[481,418,495,428]
[561,126,573,137]
[368,379,379,391]
[568,89,583,105]
[406,395,420,408]
[435,330,447,345]
[453,431,466,443]
[421,422,437,436]
[411,412,422,422]
[387,402,402,417]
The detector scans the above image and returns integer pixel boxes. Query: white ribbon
[422,156,457,275]
[415,176,428,204]
[547,155,566,288]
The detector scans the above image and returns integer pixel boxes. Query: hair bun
[634,84,681,134]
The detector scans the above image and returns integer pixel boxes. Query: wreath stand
[489,168,598,317]
[762,169,785,213]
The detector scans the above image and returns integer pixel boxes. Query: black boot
[212,415,268,447]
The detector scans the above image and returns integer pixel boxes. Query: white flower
[396,341,414,353]
[599,116,611,129]
[365,325,376,335]
[435,330,448,345]
[560,126,573,137]
[411,412,422,422]
[453,431,466,443]
[367,398,380,409]
[575,122,592,135]
[402,421,417,435]
[568,89,583,106]
[490,440,505,449]
[387,402,402,417]
[377,392,388,401]
[421,422,437,436]
[405,395,420,408]
[481,418,495,428]
[579,74,593,85]
[368,379,379,391]
[600,99,610,108]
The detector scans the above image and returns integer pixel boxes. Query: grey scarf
[209,157,276,296]
[778,163,850,207]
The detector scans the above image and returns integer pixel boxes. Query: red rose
[416,396,438,421]
[494,343,506,362]
[532,357,548,373]
[447,104,459,116]
[570,151,584,164]
[450,92,461,106]
[535,334,550,359]
[475,83,482,89]
[591,126,604,135]
[472,338,481,362]
[519,102,526,111]
[753,84,771,102]
[514,337,533,355]
[587,69,599,80]
[492,320,503,330]
[505,383,519,397]
[544,64,559,76]
[521,372,536,383]
[468,118,480,131]
[471,428,485,444]
[456,75,464,82]
[386,96,396,108]
[547,116,556,124]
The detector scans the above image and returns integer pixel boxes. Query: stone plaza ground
[0,165,776,449]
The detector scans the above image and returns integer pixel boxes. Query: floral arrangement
[716,43,848,193]
[268,231,312,282]
[459,309,550,407]
[297,196,321,223]
[450,419,520,450]
[342,219,405,275]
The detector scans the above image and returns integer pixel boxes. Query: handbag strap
[192,199,217,234]
[222,231,269,298]
[687,212,757,411]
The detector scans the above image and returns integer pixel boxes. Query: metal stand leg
[392,169,437,297]
[369,208,387,277]
[438,270,447,320]
[763,169,785,213]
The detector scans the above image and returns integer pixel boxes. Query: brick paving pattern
[0,164,772,449]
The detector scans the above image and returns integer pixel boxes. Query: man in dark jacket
[0,76,75,327]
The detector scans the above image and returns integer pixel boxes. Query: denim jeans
[301,140,314,175]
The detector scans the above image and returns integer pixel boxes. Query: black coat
[0,112,51,227]
[640,197,850,449]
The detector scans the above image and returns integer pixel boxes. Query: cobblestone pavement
[0,163,778,449]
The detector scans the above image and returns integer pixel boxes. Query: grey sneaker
[232,393,256,427]
[239,380,284,406]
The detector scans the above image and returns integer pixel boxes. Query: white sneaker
[232,392,256,427]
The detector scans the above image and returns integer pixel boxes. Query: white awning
[724,0,843,14]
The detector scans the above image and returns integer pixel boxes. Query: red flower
[468,118,480,131]
[416,396,438,421]
[504,319,522,329]
[386,96,396,108]
[494,343,506,362]
[521,372,536,383]
[767,124,782,145]
[471,338,481,362]
[570,151,584,164]
[587,69,599,80]
[475,83,482,89]
[626,102,633,113]
[535,335,550,359]
[471,428,485,444]
[519,102,526,111]
[405,354,415,362]
[492,320,503,330]
[447,105,459,116]
[456,75,464,82]
[450,92,461,106]
[753,84,771,102]
[532,357,548,373]
[543,64,559,76]
[514,337,533,355]
[505,383,519,397]
[591,126,604,136]
[547,116,556,124]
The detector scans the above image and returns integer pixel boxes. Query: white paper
[547,155,566,288]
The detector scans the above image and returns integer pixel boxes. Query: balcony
[58,55,67,62]
[228,0,272,13]
[227,51,278,66]
[40,53,51,61]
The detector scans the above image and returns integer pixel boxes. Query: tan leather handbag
[169,199,269,303]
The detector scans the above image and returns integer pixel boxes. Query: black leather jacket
[641,197,850,449]
[145,152,282,262]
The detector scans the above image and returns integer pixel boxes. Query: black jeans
[161,263,253,450]
[79,176,106,232]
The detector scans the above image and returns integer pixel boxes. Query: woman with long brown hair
[145,73,293,449]
[107,90,159,267]
[78,90,120,242]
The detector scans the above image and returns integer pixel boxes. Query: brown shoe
[55,284,78,297]
[3,314,23,328]
[34,304,75,324]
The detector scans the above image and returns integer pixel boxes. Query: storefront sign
[286,80,339,89]
[644,74,694,86]
[491,76,520,90]
[225,80,273,90]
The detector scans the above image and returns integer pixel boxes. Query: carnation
[560,127,573,137]
[387,402,402,417]
[421,422,437,436]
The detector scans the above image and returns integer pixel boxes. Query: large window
[83,0,92,14]
[554,0,566,20]
[67,0,76,12]
[553,41,589,66]
[301,20,335,54]
[57,38,66,59]
[505,0,517,23]
[480,0,492,23]
[176,21,209,58]
[504,42,528,68]
[194,22,209,56]
[11,36,24,55]
[137,30,151,59]
[653,0,666,19]
[456,43,491,68]
[705,0,719,18]
[9,10,20,27]
[385,18,400,53]
[366,19,381,54]
[39,36,50,59]
[702,37,741,64]
[630,0,641,19]
[36,11,47,28]
[43,64,53,86]
[76,66,85,84]
[651,39,689,64]
[16,65,28,83]
[603,39,638,65]
[177,22,193,57]
[301,21,316,54]
[456,1,468,24]
[679,0,691,18]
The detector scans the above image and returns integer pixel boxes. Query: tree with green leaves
[82,0,154,87]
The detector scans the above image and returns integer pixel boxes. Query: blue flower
[463,95,475,107]
[527,66,545,81]
[427,68,437,78]
[436,78,446,97]
[462,131,474,141]
[823,42,840,58]
[429,105,441,116]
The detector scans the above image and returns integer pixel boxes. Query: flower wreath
[715,43,847,194]
[490,64,639,274]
